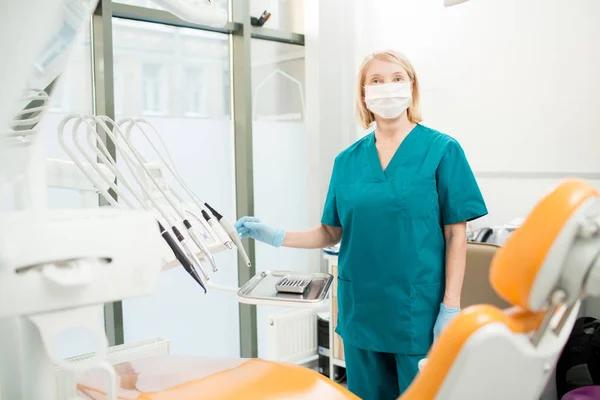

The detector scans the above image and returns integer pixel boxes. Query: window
[183,66,206,117]
[113,61,125,115]
[112,18,237,359]
[251,40,305,121]
[142,63,165,114]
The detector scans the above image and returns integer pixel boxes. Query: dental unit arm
[58,114,248,286]
[57,114,331,305]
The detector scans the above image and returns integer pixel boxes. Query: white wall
[304,0,358,238]
[314,0,600,227]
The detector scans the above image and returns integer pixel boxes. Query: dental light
[151,0,228,27]
[444,0,472,6]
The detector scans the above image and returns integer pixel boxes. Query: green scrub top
[321,124,488,354]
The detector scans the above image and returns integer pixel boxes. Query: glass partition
[112,18,240,357]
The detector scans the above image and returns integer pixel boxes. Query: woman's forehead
[365,58,408,77]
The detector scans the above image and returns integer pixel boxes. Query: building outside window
[142,63,164,114]
[183,66,206,117]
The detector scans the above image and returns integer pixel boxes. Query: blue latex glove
[433,303,461,342]
[234,216,285,247]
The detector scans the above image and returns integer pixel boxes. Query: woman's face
[364,58,410,87]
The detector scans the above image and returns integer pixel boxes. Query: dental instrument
[96,117,219,273]
[138,161,228,254]
[89,116,212,259]
[135,161,227,250]
[90,115,217,284]
[119,118,251,267]
[158,221,206,291]
[58,115,209,291]
[118,118,239,248]
[81,115,212,285]
[204,202,251,267]
[201,209,233,250]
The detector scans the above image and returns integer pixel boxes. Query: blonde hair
[355,50,423,130]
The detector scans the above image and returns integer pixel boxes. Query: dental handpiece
[182,218,218,272]
[171,224,211,282]
[119,121,240,260]
[158,222,206,293]
[204,203,252,267]
[101,118,220,273]
[200,210,233,250]
[63,116,210,291]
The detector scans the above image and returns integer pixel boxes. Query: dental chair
[76,179,600,400]
[402,179,600,399]
[75,355,360,399]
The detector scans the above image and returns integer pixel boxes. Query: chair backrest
[490,179,599,311]
[463,242,510,309]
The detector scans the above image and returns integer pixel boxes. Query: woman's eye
[371,79,380,84]
[393,76,404,82]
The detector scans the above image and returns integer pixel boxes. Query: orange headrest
[490,179,598,311]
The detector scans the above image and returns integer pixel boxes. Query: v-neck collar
[367,124,420,181]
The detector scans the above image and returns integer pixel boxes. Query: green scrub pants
[344,344,424,400]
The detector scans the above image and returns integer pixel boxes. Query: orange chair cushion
[401,305,544,400]
[490,179,598,310]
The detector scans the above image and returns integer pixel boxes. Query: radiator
[267,308,317,364]
[54,337,170,399]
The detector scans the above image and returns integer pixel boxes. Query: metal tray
[238,271,333,305]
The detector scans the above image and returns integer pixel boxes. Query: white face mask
[364,82,412,120]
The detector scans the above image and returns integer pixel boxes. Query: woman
[235,50,487,400]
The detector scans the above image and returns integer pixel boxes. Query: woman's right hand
[234,216,286,247]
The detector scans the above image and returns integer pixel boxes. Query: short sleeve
[436,140,488,225]
[321,157,342,227]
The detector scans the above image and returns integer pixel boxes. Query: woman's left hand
[433,303,461,342]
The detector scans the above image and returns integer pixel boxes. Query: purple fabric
[561,386,600,400]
